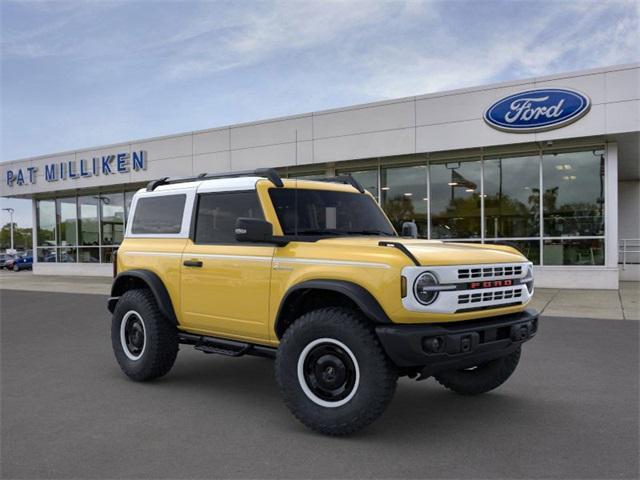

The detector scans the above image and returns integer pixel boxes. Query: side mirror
[235,218,275,243]
[401,221,418,239]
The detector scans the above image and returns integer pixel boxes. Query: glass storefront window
[77,247,100,263]
[36,200,56,246]
[430,160,481,239]
[56,197,77,247]
[484,155,540,238]
[338,169,379,199]
[37,247,56,262]
[543,238,604,265]
[78,195,99,246]
[542,150,605,237]
[381,165,428,237]
[100,193,125,245]
[58,247,77,263]
[29,147,607,268]
[101,247,116,263]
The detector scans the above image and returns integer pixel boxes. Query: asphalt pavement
[1,290,638,479]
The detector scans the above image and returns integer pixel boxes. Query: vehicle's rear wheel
[12,264,19,272]
[275,307,398,436]
[111,289,178,381]
[434,348,521,395]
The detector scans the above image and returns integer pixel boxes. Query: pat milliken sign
[4,150,147,187]
[484,88,591,133]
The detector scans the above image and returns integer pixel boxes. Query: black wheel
[275,307,398,436]
[434,348,521,395]
[12,264,19,272]
[111,289,178,381]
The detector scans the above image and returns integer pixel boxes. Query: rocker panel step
[178,332,277,359]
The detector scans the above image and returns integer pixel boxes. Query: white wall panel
[130,156,193,183]
[606,68,640,103]
[230,115,312,149]
[534,73,606,105]
[535,104,607,142]
[231,143,296,170]
[314,128,415,163]
[416,84,534,126]
[605,100,640,134]
[193,128,230,155]
[130,134,192,161]
[314,101,414,139]
[416,119,531,152]
[193,151,231,174]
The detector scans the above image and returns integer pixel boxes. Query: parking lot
[1,289,639,479]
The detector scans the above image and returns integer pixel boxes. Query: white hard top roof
[136,176,262,195]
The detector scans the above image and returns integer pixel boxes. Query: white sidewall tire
[120,310,147,361]
[297,337,360,408]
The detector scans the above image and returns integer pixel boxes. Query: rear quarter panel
[117,238,188,324]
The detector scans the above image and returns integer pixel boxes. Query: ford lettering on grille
[470,280,514,289]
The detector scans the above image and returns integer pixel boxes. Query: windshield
[269,188,397,237]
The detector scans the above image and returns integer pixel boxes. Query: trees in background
[1,223,32,251]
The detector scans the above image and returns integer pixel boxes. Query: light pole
[2,207,15,251]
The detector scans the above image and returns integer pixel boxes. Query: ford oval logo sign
[484,88,591,133]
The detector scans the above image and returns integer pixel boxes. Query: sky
[1,0,639,228]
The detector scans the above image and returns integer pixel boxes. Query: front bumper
[376,309,538,374]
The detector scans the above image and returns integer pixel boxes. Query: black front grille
[458,265,523,280]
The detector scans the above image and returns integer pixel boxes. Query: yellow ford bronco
[108,168,538,435]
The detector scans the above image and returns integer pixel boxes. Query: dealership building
[1,63,638,289]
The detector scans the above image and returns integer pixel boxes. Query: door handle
[183,259,203,267]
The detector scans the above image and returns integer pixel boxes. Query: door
[181,190,274,343]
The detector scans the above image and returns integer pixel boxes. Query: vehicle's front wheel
[275,307,398,436]
[111,289,178,381]
[434,348,521,395]
[12,264,19,272]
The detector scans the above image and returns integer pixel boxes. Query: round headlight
[414,272,439,305]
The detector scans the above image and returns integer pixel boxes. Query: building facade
[2,63,639,289]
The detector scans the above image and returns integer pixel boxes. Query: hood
[316,237,527,266]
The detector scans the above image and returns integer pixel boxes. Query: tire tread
[275,307,397,436]
[111,288,178,381]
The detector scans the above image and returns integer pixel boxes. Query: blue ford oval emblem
[484,88,591,132]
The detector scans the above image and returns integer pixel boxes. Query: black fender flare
[275,279,392,338]
[108,270,178,325]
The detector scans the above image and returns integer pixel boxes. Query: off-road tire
[111,288,178,381]
[275,307,398,436]
[434,347,521,395]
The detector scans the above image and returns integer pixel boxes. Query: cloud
[1,0,638,163]
[163,1,400,80]
[352,0,640,99]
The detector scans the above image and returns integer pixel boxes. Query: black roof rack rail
[298,174,365,193]
[146,168,284,191]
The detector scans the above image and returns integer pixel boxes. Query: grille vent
[458,265,523,280]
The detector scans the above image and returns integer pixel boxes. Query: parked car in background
[0,253,15,269]
[9,252,33,272]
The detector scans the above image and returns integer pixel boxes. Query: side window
[131,194,186,234]
[195,191,264,244]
